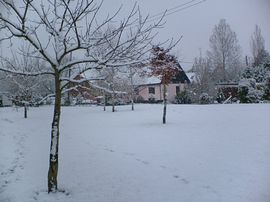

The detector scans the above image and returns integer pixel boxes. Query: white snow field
[0,104,270,202]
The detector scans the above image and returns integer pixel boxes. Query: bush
[263,77,270,100]
[216,91,225,103]
[241,65,270,83]
[199,93,212,104]
[175,91,191,104]
[238,79,263,103]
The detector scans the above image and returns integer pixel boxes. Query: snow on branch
[88,82,127,95]
[60,76,105,83]
[0,66,54,76]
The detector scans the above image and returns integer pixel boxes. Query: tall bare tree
[207,19,241,82]
[192,55,214,95]
[0,0,163,193]
[126,64,142,111]
[250,24,270,67]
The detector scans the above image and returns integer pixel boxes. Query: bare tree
[126,64,141,111]
[110,64,143,111]
[250,24,270,67]
[192,55,214,96]
[0,0,163,193]
[1,45,51,118]
[207,19,241,82]
[150,46,179,124]
[97,66,126,112]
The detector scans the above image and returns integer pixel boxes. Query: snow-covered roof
[83,69,103,80]
[139,76,161,85]
[186,72,196,83]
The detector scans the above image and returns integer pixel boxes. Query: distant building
[68,74,97,101]
[216,82,239,100]
[0,92,12,107]
[186,72,196,84]
[135,64,190,103]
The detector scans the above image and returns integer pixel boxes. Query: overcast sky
[103,0,270,69]
[1,0,269,70]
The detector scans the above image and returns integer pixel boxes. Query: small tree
[1,45,49,118]
[191,55,216,98]
[0,0,163,193]
[115,63,144,111]
[150,46,179,124]
[126,64,142,111]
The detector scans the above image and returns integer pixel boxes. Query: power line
[147,0,199,21]
[146,0,207,24]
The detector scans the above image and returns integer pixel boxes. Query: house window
[148,87,155,94]
[176,86,180,94]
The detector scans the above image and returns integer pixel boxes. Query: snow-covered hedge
[263,77,270,100]
[238,79,263,103]
[175,91,191,104]
[199,93,213,104]
[241,65,270,83]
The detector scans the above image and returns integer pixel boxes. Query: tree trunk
[222,55,226,81]
[48,73,61,193]
[103,91,106,111]
[131,99,134,111]
[163,84,167,124]
[131,91,134,111]
[112,93,115,112]
[24,104,27,119]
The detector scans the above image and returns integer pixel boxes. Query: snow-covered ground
[1,104,270,202]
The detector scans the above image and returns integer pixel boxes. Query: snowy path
[0,112,28,201]
[0,104,270,202]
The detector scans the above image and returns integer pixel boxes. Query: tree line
[184,19,270,104]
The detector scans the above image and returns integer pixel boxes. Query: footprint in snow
[173,175,189,184]
[104,148,115,153]
[2,118,13,123]
[135,158,149,165]
[123,152,135,156]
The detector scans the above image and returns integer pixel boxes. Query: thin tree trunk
[131,99,134,111]
[48,73,61,193]
[103,91,106,111]
[24,103,27,119]
[163,84,167,124]
[130,77,135,111]
[112,93,115,112]
[222,55,226,81]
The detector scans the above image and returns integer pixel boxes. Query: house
[0,92,12,107]
[66,74,126,104]
[135,65,190,103]
[66,74,99,104]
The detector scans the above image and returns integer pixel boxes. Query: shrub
[175,91,191,104]
[263,77,270,100]
[238,79,263,103]
[199,93,212,104]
